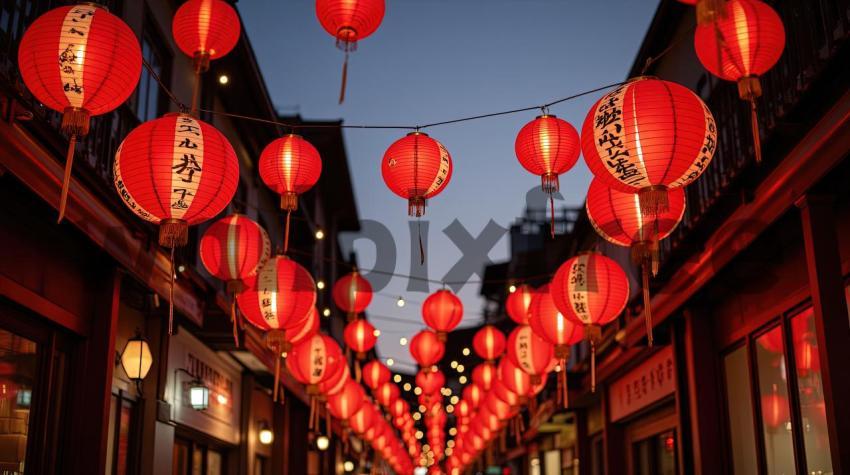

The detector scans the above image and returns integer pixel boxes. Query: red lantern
[382,132,453,217]
[286,334,344,428]
[506,284,535,325]
[498,358,534,401]
[173,0,241,66]
[422,289,463,340]
[409,330,445,368]
[472,362,497,391]
[416,368,446,396]
[315,0,385,103]
[344,318,378,357]
[318,361,350,397]
[581,77,717,216]
[492,380,520,408]
[362,360,391,391]
[115,113,240,334]
[515,115,581,236]
[762,390,790,430]
[18,4,142,222]
[550,252,629,391]
[374,381,400,408]
[506,325,553,384]
[350,403,377,435]
[332,271,373,320]
[389,398,409,420]
[473,325,506,362]
[287,306,320,348]
[695,0,785,163]
[528,283,583,407]
[199,214,271,345]
[462,384,484,409]
[327,380,365,421]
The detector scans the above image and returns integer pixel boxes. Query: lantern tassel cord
[642,262,654,347]
[325,407,331,440]
[190,68,202,116]
[549,193,556,239]
[749,98,762,164]
[273,350,281,402]
[339,51,348,105]
[591,339,597,393]
[417,218,425,266]
[355,359,362,383]
[283,209,291,255]
[57,134,77,224]
[561,361,569,408]
[169,246,175,335]
[230,294,240,348]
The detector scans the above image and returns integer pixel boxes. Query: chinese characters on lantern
[593,84,647,188]
[171,116,205,211]
[59,7,96,106]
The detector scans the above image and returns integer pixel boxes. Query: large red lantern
[472,362,497,391]
[19,4,142,222]
[409,330,445,368]
[173,0,240,68]
[695,0,785,164]
[327,380,365,421]
[382,132,452,218]
[115,113,239,333]
[586,178,685,346]
[286,334,344,428]
[362,360,391,391]
[515,115,581,236]
[506,325,553,384]
[422,289,463,340]
[506,284,535,325]
[416,368,445,396]
[315,0,385,103]
[200,214,271,345]
[332,271,373,320]
[473,325,506,362]
[581,77,717,217]
[528,284,584,407]
[550,252,629,391]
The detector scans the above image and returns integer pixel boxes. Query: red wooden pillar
[797,195,850,473]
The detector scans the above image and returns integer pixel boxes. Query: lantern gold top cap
[407,131,429,137]
[78,2,108,12]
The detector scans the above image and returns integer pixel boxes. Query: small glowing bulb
[419,404,427,413]
[386,358,394,367]
[315,229,325,240]
[322,308,331,317]
[177,265,186,273]
[414,386,422,395]
[373,329,381,337]
[449,428,457,436]
[415,431,423,440]
[413,412,421,421]
[554,364,562,372]
[397,296,406,307]
[462,347,470,356]
[508,284,517,293]
[316,280,325,289]
[399,337,408,346]
[393,374,402,383]
[456,364,465,373]
[450,361,458,369]
[450,395,459,405]
[459,376,467,384]
[446,405,454,413]
[316,435,330,451]
[258,427,274,445]
[218,74,229,85]
[403,383,412,391]
[447,440,455,448]
[343,461,355,472]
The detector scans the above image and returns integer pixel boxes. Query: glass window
[134,31,168,123]
[723,346,758,474]
[755,326,795,474]
[631,430,677,475]
[0,328,37,474]
[790,308,832,473]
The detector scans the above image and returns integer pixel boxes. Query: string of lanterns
[16,0,788,473]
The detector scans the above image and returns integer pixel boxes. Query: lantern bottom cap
[638,185,670,217]
[408,197,426,217]
[159,219,188,248]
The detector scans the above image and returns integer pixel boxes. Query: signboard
[609,346,675,422]
[167,327,242,444]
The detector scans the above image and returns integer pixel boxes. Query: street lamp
[189,379,209,410]
[258,421,274,445]
[119,332,153,383]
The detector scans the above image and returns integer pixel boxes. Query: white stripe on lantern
[629,88,651,182]
[198,0,213,54]
[732,1,751,77]
[59,6,95,108]
[113,145,157,222]
[226,214,239,280]
[633,193,645,241]
[567,254,593,324]
[258,259,280,329]
[515,326,535,374]
[592,84,649,189]
[425,142,452,196]
[170,116,205,219]
[309,336,327,384]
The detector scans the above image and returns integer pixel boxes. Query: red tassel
[57,135,77,224]
[561,361,569,408]
[642,263,654,347]
[230,295,240,348]
[749,98,762,164]
[168,246,175,335]
[591,339,597,393]
[549,193,556,239]
[273,351,281,402]
[283,209,292,255]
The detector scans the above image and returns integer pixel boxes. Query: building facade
[0,1,361,474]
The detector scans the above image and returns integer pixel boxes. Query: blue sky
[239,0,660,372]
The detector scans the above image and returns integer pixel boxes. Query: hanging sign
[609,346,675,422]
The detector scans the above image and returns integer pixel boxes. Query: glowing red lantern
[375,381,400,408]
[472,362,498,391]
[173,0,240,67]
[462,384,484,409]
[762,389,790,430]
[332,271,373,320]
[498,358,534,400]
[507,325,553,384]
[287,306,320,348]
[492,380,520,408]
[506,284,535,325]
[473,325,506,362]
[515,115,581,235]
[315,0,385,103]
[409,330,445,368]
[550,252,629,391]
[344,318,378,357]
[19,4,142,222]
[389,398,409,420]
[581,77,717,216]
[200,214,271,345]
[350,404,377,434]
[416,368,445,396]
[286,333,344,428]
[695,0,784,163]
[327,380,366,421]
[422,289,463,340]
[318,362,350,397]
[382,132,453,217]
[362,360,391,391]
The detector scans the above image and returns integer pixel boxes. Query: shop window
[631,429,677,475]
[723,346,758,474]
[754,326,795,473]
[134,21,170,123]
[0,328,37,474]
[790,308,832,473]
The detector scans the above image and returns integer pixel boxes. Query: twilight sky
[239,0,660,372]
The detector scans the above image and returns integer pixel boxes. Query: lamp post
[119,331,153,390]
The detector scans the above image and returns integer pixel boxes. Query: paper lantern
[409,330,445,368]
[115,113,239,333]
[18,4,142,222]
[389,398,409,420]
[315,0,385,103]
[506,284,534,325]
[550,252,629,391]
[327,380,365,421]
[498,358,534,402]
[344,318,378,358]
[199,214,271,345]
[695,0,785,164]
[382,132,452,217]
[287,306,320,347]
[422,289,463,340]
[506,325,553,384]
[528,284,584,407]
[472,325,506,362]
[362,360,391,391]
[286,334,344,428]
[472,362,497,391]
[173,0,241,68]
[374,381,400,408]
[462,384,484,409]
[318,362,350,397]
[416,368,445,396]
[333,271,373,320]
[515,114,581,236]
[762,390,790,430]
[350,404,377,434]
[581,77,717,216]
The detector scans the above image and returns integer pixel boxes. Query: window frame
[133,6,173,123]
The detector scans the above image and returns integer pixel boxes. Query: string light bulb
[316,280,325,290]
[508,284,517,293]
[218,74,229,85]
[315,229,325,240]
[399,337,408,346]
[397,296,406,307]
